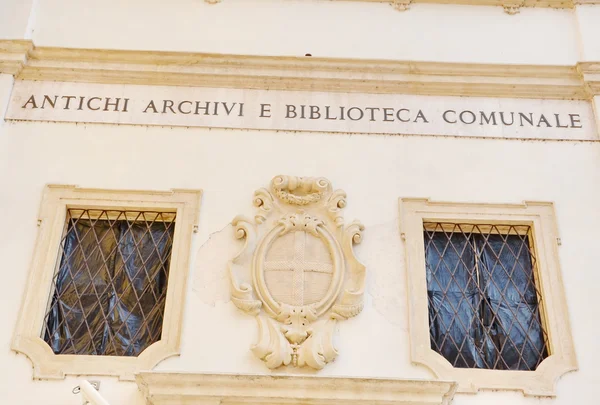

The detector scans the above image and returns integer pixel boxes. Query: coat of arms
[229,175,365,370]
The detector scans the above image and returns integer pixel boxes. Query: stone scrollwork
[391,0,413,11]
[228,175,365,370]
[502,1,524,14]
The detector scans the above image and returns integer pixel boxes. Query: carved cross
[264,231,333,306]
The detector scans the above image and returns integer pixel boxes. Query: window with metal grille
[423,222,549,371]
[43,209,176,356]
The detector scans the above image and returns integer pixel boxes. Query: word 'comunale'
[441,109,582,128]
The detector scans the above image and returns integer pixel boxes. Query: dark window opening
[42,209,176,357]
[423,222,549,370]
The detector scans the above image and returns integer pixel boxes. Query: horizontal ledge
[135,372,457,405]
[208,0,591,9]
[1,40,599,100]
[0,40,31,75]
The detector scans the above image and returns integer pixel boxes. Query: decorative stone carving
[229,175,365,370]
[391,0,413,11]
[502,0,524,14]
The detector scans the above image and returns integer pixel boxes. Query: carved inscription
[7,81,594,140]
[20,94,583,129]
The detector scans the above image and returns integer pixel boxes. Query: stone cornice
[135,372,457,405]
[206,0,598,13]
[0,40,32,76]
[1,40,600,100]
[578,62,600,95]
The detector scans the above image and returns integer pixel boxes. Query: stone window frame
[12,185,202,381]
[399,198,577,396]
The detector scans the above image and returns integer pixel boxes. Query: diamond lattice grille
[423,222,549,371]
[43,209,176,357]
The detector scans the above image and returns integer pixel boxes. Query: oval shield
[263,230,333,307]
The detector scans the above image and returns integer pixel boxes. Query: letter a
[143,100,158,113]
[22,95,38,109]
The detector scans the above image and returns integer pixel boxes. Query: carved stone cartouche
[228,175,365,370]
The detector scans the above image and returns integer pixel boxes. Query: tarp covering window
[43,210,175,356]
[424,224,548,370]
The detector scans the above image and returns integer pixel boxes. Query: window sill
[413,347,577,396]
[12,336,178,381]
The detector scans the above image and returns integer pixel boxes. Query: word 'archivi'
[21,95,583,128]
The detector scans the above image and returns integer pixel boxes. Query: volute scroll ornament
[228,175,366,370]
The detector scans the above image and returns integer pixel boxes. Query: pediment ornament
[229,175,365,370]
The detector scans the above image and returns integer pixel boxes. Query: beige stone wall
[1,123,599,404]
[1,1,600,404]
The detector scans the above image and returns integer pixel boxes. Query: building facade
[1,1,599,404]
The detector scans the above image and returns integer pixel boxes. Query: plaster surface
[1,0,600,403]
[575,5,600,61]
[0,121,599,403]
[0,0,35,39]
[30,0,578,64]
